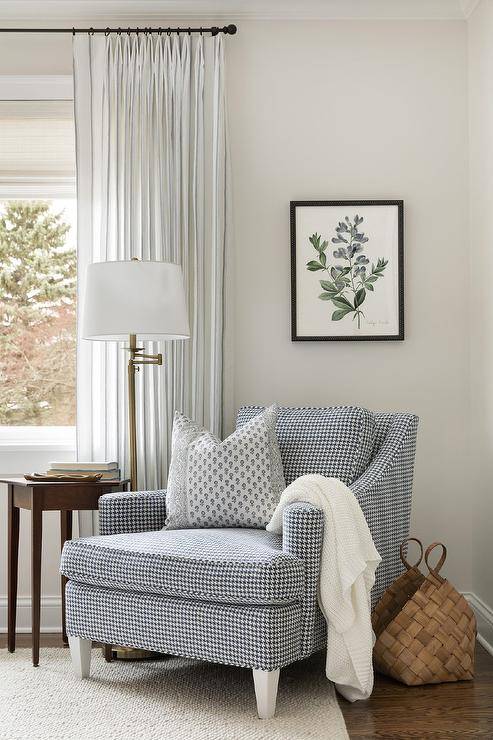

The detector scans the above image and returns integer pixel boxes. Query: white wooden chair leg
[68,635,92,678]
[252,668,280,719]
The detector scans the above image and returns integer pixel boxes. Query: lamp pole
[126,333,162,491]
[127,334,138,492]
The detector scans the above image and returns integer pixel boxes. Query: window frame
[0,75,76,450]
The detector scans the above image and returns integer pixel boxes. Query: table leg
[31,498,42,667]
[60,510,72,645]
[8,485,19,653]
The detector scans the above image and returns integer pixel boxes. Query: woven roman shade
[0,100,75,197]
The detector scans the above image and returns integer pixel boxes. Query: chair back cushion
[236,405,375,486]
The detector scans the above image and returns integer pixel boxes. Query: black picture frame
[290,200,404,341]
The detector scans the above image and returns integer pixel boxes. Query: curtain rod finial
[226,24,237,35]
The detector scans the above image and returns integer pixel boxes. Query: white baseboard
[0,596,62,634]
[463,591,493,657]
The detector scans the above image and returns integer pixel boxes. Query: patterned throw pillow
[236,405,376,487]
[165,405,286,529]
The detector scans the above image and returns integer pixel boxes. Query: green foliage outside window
[0,200,76,425]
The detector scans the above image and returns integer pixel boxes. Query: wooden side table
[3,477,130,666]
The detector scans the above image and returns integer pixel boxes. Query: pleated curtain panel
[73,33,229,534]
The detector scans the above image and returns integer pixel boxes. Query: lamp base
[103,645,166,661]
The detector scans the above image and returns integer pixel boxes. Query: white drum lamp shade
[82,260,190,341]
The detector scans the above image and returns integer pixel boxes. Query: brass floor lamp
[82,258,190,491]
[81,258,189,659]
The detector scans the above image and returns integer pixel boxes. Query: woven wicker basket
[372,538,476,686]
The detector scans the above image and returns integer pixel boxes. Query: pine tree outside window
[0,100,76,444]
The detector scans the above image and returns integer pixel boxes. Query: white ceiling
[0,0,481,23]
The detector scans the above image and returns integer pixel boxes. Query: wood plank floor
[2,635,492,737]
[340,645,493,739]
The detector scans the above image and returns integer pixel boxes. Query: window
[0,100,76,438]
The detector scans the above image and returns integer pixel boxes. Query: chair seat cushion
[60,528,304,606]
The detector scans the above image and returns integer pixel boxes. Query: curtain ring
[72,27,76,37]
[187,27,191,35]
[200,27,203,35]
[167,27,171,36]
[177,27,180,35]
[89,27,95,36]
[158,27,163,35]
[104,27,110,37]
[117,27,122,35]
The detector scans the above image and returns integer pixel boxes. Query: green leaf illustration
[332,308,353,321]
[354,288,366,308]
[306,261,324,271]
[331,295,353,310]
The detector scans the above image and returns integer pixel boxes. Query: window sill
[0,426,76,453]
[0,441,76,452]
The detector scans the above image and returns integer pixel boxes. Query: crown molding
[0,0,473,23]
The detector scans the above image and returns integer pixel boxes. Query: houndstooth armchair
[61,406,418,718]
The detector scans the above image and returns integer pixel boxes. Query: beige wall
[0,34,72,74]
[0,17,478,629]
[468,0,493,613]
[225,20,471,590]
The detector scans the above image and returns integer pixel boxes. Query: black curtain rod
[0,24,237,36]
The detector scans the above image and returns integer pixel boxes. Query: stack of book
[46,461,121,480]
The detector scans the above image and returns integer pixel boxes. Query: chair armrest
[350,413,419,604]
[99,489,167,535]
[282,502,325,657]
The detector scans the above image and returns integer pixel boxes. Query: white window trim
[0,74,76,452]
[0,426,76,452]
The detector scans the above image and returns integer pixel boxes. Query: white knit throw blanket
[266,474,381,702]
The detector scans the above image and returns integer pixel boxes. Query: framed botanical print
[290,200,404,341]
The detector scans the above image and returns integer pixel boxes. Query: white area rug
[0,648,348,740]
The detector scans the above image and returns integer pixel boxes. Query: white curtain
[73,33,229,533]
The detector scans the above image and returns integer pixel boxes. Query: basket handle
[399,537,424,570]
[424,542,447,578]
